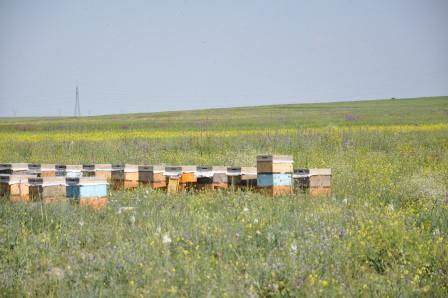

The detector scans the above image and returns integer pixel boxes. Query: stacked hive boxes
[257,155,293,196]
[138,165,166,189]
[308,169,332,196]
[0,174,36,202]
[0,163,29,175]
[111,164,139,189]
[29,177,67,203]
[66,177,108,209]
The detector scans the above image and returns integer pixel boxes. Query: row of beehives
[0,155,331,204]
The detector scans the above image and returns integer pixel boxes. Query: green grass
[0,96,448,296]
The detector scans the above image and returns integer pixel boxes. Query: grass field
[1,96,448,296]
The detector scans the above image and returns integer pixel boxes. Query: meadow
[0,96,447,296]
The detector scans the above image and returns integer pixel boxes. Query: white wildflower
[255,230,261,236]
[243,207,249,213]
[290,243,298,255]
[79,220,84,227]
[162,233,172,244]
[253,218,259,224]
[388,204,395,212]
[129,215,136,225]
[343,198,348,204]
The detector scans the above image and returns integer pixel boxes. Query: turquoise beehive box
[66,177,108,198]
[257,173,292,187]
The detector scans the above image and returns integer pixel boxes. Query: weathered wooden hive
[82,164,96,177]
[163,166,182,193]
[66,177,108,209]
[138,165,166,189]
[0,163,29,175]
[308,169,332,196]
[196,166,228,190]
[111,164,139,189]
[257,155,293,196]
[227,167,242,189]
[0,174,36,202]
[240,167,257,189]
[293,168,310,192]
[29,177,67,203]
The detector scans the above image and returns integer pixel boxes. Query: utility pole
[74,86,81,117]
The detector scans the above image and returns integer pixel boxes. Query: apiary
[66,177,108,209]
[29,177,67,203]
[0,174,36,202]
[138,165,166,189]
[257,155,293,196]
[0,163,29,175]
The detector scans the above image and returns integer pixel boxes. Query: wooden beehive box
[293,168,310,192]
[0,174,36,202]
[94,164,113,181]
[138,165,166,189]
[240,167,257,188]
[66,177,108,209]
[256,155,293,174]
[179,166,197,184]
[40,164,56,177]
[82,164,96,177]
[29,177,67,203]
[28,164,42,176]
[308,169,332,197]
[66,165,83,178]
[0,163,29,175]
[111,164,139,189]
[55,165,67,176]
[196,166,228,190]
[227,167,242,188]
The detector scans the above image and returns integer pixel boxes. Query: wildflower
[243,207,249,212]
[290,242,298,255]
[388,204,395,212]
[79,220,84,227]
[343,198,348,204]
[129,215,136,225]
[253,218,259,224]
[255,230,261,236]
[162,233,172,244]
[433,228,440,236]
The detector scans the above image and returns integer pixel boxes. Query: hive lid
[0,174,36,184]
[95,164,112,171]
[211,166,227,173]
[293,168,310,178]
[138,165,165,172]
[83,164,95,171]
[227,167,241,176]
[55,165,67,171]
[28,164,41,171]
[112,164,124,171]
[241,167,257,175]
[180,165,197,173]
[67,177,108,185]
[66,165,83,172]
[309,168,332,176]
[29,176,66,186]
[0,163,29,171]
[40,164,56,171]
[123,164,138,172]
[256,155,293,163]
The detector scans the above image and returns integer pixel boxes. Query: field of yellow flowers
[0,97,447,296]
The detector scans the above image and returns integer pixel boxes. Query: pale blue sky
[0,0,447,117]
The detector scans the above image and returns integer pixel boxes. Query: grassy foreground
[0,96,448,296]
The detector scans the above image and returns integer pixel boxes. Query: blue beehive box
[257,173,293,187]
[66,177,108,198]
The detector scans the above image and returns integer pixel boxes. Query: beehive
[66,165,83,178]
[179,166,197,184]
[308,169,331,197]
[40,164,56,177]
[28,164,42,176]
[111,164,139,189]
[293,168,310,192]
[240,167,257,189]
[196,166,228,190]
[0,174,36,202]
[257,155,293,196]
[256,155,293,174]
[0,163,29,175]
[227,167,242,189]
[29,177,67,203]
[66,177,108,209]
[138,165,166,189]
[94,164,113,181]
[163,166,183,192]
[82,165,96,177]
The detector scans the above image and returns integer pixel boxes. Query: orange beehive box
[256,155,293,173]
[257,185,293,196]
[40,164,56,177]
[179,166,197,184]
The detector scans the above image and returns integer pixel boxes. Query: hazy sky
[1,0,447,117]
